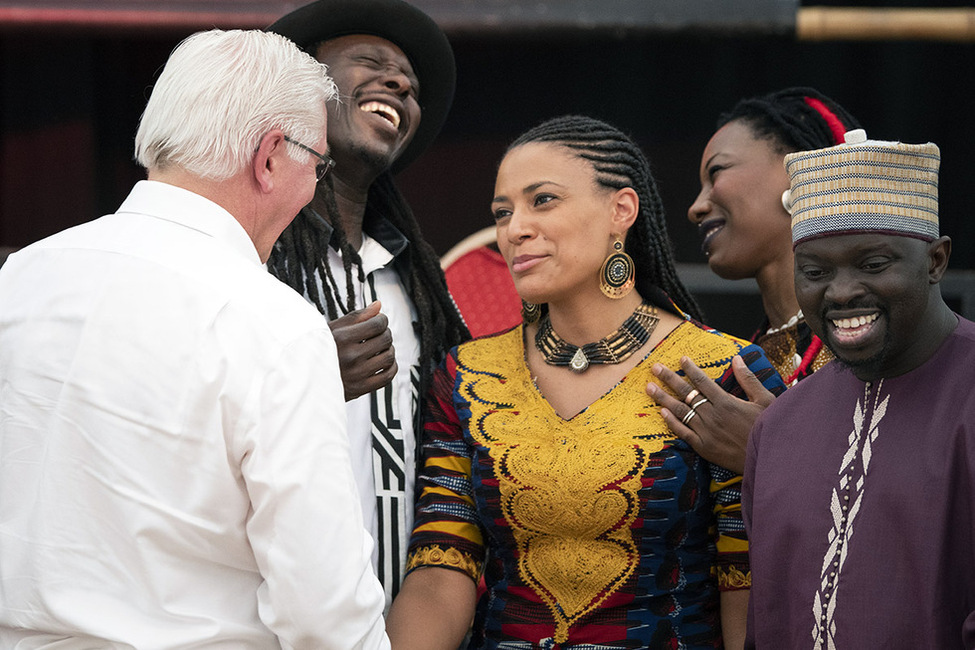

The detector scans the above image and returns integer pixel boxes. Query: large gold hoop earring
[600,238,635,299]
[521,300,541,324]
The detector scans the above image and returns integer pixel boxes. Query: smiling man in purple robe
[744,128,975,649]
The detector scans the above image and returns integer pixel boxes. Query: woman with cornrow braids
[650,87,862,477]
[387,115,786,649]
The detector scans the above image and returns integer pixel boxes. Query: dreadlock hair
[508,114,702,321]
[717,86,861,153]
[266,170,470,395]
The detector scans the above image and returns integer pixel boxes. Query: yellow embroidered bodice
[446,321,745,642]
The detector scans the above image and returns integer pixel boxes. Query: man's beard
[825,313,894,380]
[349,140,395,174]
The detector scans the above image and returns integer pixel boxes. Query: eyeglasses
[284,135,335,182]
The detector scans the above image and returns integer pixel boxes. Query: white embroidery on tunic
[812,379,888,650]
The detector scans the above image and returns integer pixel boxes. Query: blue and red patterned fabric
[407,317,785,648]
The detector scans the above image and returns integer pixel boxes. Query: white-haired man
[0,29,388,648]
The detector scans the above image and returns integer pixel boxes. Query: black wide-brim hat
[267,0,455,173]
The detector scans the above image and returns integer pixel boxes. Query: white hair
[135,29,337,180]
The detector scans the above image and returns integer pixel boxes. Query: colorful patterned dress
[407,318,785,648]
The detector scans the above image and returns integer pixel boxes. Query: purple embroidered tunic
[744,316,975,649]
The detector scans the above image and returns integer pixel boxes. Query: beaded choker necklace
[535,302,659,373]
[766,309,804,335]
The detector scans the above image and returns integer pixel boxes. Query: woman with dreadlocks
[648,88,861,478]
[386,115,786,649]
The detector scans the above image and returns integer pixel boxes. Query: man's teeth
[832,313,879,330]
[359,101,401,128]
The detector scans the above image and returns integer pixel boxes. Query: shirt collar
[300,203,409,261]
[117,180,262,266]
[362,211,409,259]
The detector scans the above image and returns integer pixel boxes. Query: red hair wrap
[803,96,847,145]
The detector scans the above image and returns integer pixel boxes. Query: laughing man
[266,0,469,608]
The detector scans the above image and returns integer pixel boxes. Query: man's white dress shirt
[0,181,389,649]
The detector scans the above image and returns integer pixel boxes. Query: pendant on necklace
[570,348,589,373]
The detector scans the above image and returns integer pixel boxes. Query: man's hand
[329,301,398,402]
[646,355,775,474]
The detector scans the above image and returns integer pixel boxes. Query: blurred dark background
[1,0,972,336]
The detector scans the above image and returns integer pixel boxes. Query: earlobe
[928,235,952,283]
[252,153,272,193]
[253,130,286,194]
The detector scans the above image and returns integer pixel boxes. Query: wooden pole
[797,7,975,42]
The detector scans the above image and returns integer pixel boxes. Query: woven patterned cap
[785,129,940,246]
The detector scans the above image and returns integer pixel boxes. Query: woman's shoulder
[452,325,525,374]
[654,318,784,394]
[457,323,522,352]
[663,318,753,358]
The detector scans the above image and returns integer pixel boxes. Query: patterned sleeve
[710,343,787,591]
[405,349,485,583]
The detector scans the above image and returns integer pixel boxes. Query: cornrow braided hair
[266,170,470,395]
[717,86,861,153]
[509,114,703,321]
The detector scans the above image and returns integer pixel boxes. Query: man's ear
[252,130,287,194]
[928,235,951,284]
[610,187,639,231]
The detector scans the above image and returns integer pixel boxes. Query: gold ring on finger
[684,389,701,405]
